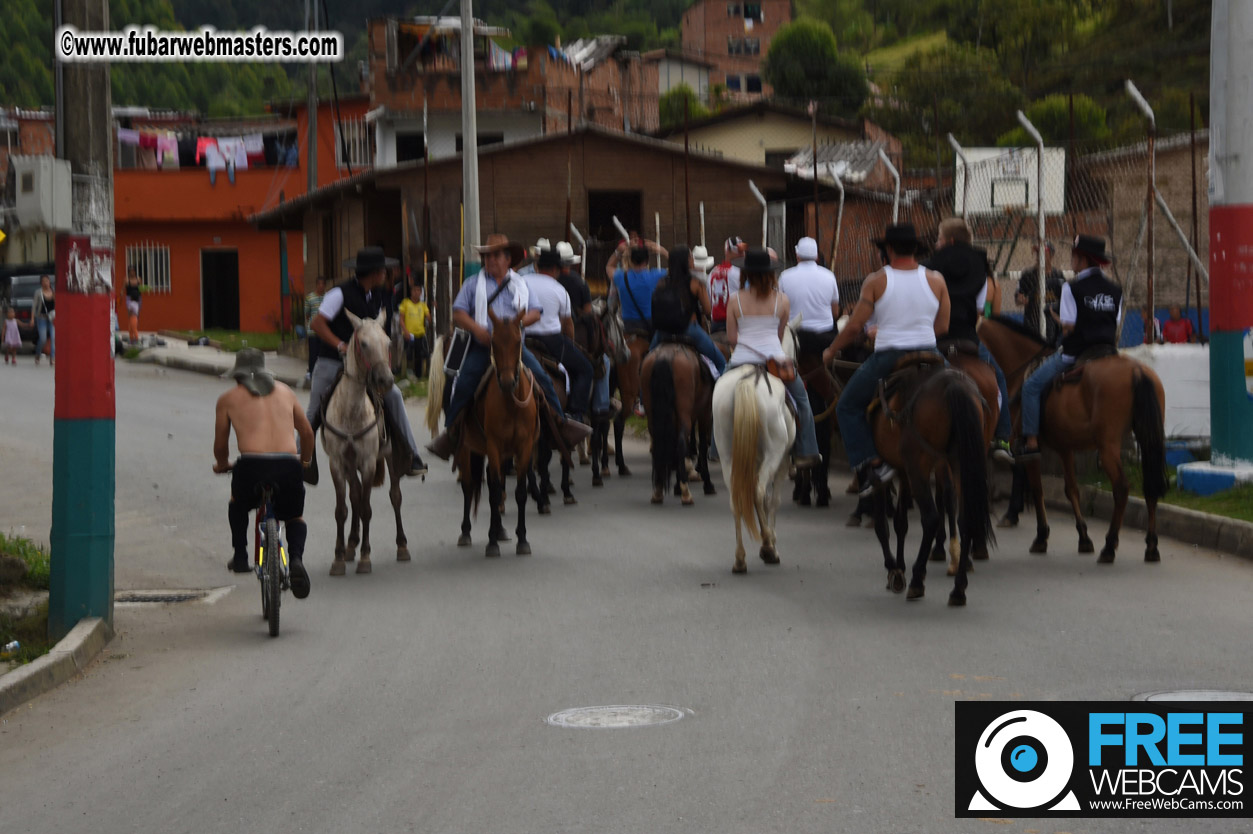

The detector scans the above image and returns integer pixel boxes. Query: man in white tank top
[822,223,951,496]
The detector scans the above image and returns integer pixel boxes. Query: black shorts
[231,455,305,521]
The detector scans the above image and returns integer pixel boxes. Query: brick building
[680,0,792,97]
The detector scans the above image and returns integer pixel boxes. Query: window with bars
[334,118,374,169]
[125,242,172,293]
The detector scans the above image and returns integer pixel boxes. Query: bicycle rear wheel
[264,517,281,637]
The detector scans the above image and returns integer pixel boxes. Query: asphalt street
[1,359,1251,834]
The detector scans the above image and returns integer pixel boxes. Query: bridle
[490,326,534,408]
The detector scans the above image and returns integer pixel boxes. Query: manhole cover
[113,588,231,607]
[1133,690,1253,702]
[545,705,691,729]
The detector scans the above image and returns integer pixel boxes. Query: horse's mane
[986,314,1047,346]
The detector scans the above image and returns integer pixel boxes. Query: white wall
[374,111,544,168]
[657,59,709,100]
[1122,343,1210,438]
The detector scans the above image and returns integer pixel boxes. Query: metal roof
[784,140,886,185]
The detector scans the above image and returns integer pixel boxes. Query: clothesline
[117,127,300,172]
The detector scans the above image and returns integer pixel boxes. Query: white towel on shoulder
[474,269,529,330]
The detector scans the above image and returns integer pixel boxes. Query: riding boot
[559,415,594,448]
[426,412,465,462]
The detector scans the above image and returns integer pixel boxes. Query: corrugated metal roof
[784,140,885,185]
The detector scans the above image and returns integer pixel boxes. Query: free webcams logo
[955,702,1249,819]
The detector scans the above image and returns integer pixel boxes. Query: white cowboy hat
[692,245,715,271]
[555,241,581,265]
[530,237,552,258]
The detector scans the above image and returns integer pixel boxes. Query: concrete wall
[678,112,863,166]
[374,111,544,167]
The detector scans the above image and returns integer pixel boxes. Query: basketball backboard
[955,148,1066,216]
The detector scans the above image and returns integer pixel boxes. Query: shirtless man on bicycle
[213,348,314,598]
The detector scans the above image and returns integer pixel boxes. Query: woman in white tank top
[726,248,820,467]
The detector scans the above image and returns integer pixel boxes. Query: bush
[0,532,50,590]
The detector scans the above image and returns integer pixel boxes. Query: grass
[123,346,143,360]
[168,330,286,352]
[1,532,50,590]
[862,31,947,75]
[1,533,52,665]
[1083,463,1253,525]
[398,377,428,400]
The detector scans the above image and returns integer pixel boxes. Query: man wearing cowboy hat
[1018,234,1123,459]
[426,234,593,460]
[526,247,594,422]
[823,223,951,495]
[555,241,591,316]
[306,246,429,484]
[517,238,551,277]
[213,348,314,598]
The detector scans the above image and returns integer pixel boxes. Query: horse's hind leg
[698,418,716,496]
[1059,451,1094,554]
[931,476,949,564]
[907,476,940,601]
[614,412,631,476]
[515,462,531,556]
[345,472,361,562]
[458,475,474,547]
[591,415,605,487]
[1098,440,1126,564]
[390,458,409,561]
[949,514,973,607]
[1026,458,1050,554]
[873,488,900,591]
[331,472,348,576]
[485,468,503,558]
[561,454,576,505]
[892,486,911,592]
[356,479,373,574]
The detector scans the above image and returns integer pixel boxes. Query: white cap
[796,237,819,261]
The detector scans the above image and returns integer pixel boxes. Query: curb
[0,617,113,717]
[137,352,306,389]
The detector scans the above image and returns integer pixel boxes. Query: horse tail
[1132,369,1168,501]
[946,379,995,556]
[425,335,446,436]
[650,354,678,488]
[731,373,761,541]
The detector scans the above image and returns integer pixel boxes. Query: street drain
[545,705,691,729]
[1133,690,1253,702]
[114,587,232,607]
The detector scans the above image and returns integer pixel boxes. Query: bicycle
[253,481,290,638]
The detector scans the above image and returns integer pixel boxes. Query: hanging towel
[137,146,158,170]
[157,132,179,169]
[216,137,248,171]
[117,128,140,145]
[197,137,228,171]
[243,133,265,166]
[138,132,158,149]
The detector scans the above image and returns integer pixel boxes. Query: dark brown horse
[640,342,716,504]
[429,310,541,558]
[978,316,1167,563]
[609,329,650,477]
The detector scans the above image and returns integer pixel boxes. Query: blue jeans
[836,348,938,469]
[1021,353,1069,438]
[36,318,54,360]
[592,355,611,413]
[978,343,1012,442]
[446,342,564,425]
[650,322,727,374]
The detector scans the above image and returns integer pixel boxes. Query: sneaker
[633,399,645,418]
[990,439,1014,466]
[227,552,251,573]
[857,461,896,498]
[288,557,311,599]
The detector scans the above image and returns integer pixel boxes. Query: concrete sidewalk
[134,337,309,388]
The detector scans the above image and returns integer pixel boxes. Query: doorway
[586,190,643,296]
[201,249,240,330]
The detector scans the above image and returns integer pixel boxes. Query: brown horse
[978,316,1167,563]
[609,330,650,477]
[640,342,716,504]
[426,310,541,558]
[864,361,995,605]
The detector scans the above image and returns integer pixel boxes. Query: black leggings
[229,456,307,560]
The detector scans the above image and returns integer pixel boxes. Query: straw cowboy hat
[556,241,581,266]
[228,347,276,397]
[476,234,526,268]
[691,245,715,271]
[341,246,398,274]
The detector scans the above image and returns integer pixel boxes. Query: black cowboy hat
[342,246,399,274]
[1071,233,1110,265]
[731,246,783,272]
[872,222,923,249]
[535,248,563,271]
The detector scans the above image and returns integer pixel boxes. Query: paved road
[1,360,1251,833]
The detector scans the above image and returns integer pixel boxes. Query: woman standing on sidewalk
[33,275,55,366]
[124,267,144,343]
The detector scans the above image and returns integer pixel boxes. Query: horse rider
[517,237,550,276]
[426,234,593,460]
[606,239,668,333]
[924,217,1014,464]
[707,236,744,334]
[726,247,822,470]
[647,245,727,375]
[1017,234,1123,460]
[213,348,313,599]
[305,247,428,485]
[526,247,594,423]
[779,236,840,359]
[556,241,615,419]
[823,223,951,496]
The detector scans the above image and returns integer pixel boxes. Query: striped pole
[1208,0,1253,465]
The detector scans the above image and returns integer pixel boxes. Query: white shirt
[318,286,347,320]
[873,265,940,351]
[524,273,572,336]
[779,260,840,331]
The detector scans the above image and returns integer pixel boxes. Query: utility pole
[306,0,318,196]
[460,0,481,275]
[51,0,115,640]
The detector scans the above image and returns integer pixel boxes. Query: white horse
[322,309,407,576]
[712,320,800,574]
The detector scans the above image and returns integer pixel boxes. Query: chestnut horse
[425,310,540,558]
[978,316,1167,563]
[640,342,716,504]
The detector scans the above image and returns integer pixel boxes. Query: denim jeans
[836,348,938,469]
[650,321,726,374]
[1021,352,1070,438]
[592,355,611,413]
[446,342,563,424]
[36,318,54,360]
[978,342,1012,441]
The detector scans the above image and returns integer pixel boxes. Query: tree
[762,20,868,117]
[996,93,1111,147]
[658,84,709,131]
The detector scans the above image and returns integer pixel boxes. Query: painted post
[1206,0,1253,466]
[1016,110,1047,339]
[459,0,481,273]
[51,0,115,640]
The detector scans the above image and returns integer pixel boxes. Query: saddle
[937,337,980,359]
[741,365,799,424]
[1054,344,1119,388]
[524,337,571,390]
[867,353,945,422]
[651,340,716,386]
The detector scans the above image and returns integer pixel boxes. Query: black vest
[924,242,989,344]
[319,279,381,359]
[1061,270,1121,358]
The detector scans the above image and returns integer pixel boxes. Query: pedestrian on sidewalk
[305,275,328,383]
[3,307,21,364]
[124,267,145,344]
[33,275,55,366]
[398,282,431,377]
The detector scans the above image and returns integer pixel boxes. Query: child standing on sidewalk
[3,307,20,364]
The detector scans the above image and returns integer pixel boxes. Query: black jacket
[924,242,990,344]
[1061,269,1121,358]
[318,279,381,360]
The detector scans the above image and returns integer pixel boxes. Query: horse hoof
[946,565,957,577]
[344,549,356,562]
[396,546,410,562]
[906,585,924,601]
[650,490,664,504]
[457,534,471,547]
[703,483,717,495]
[759,547,779,565]
[330,560,345,576]
[681,495,695,506]
[516,542,531,556]
[948,591,967,607]
[546,484,557,496]
[485,543,501,558]
[564,495,577,505]
[1078,538,1095,554]
[815,493,830,508]
[798,494,811,507]
[971,550,988,561]
[1029,539,1048,554]
[732,563,747,574]
[930,548,945,562]
[618,465,632,477]
[887,571,906,594]
[592,476,604,487]
[539,504,552,515]
[1145,548,1160,563]
[1098,548,1116,564]
[356,559,372,575]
